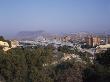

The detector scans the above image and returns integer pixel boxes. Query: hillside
[15,30,51,40]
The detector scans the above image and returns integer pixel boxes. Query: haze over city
[1,1,110,82]
[0,0,110,38]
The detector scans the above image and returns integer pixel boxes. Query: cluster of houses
[0,35,110,52]
[0,37,74,51]
[19,38,74,48]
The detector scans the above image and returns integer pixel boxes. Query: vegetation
[0,47,53,82]
[83,48,110,82]
[58,45,78,54]
[51,60,85,82]
[0,46,85,82]
[0,41,110,82]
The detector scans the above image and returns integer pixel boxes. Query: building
[108,37,110,44]
[106,35,110,44]
[99,35,106,45]
[84,36,93,46]
[84,36,101,47]
[93,36,100,46]
[62,36,71,42]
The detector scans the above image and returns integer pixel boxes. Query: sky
[0,0,110,37]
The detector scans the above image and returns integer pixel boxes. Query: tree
[58,45,74,54]
[50,60,85,82]
[96,48,110,66]
[83,48,110,82]
[0,36,5,41]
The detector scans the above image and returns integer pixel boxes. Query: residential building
[93,36,100,46]
[84,36,93,46]
[62,36,71,42]
[107,36,110,44]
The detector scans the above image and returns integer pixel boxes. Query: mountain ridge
[14,30,51,40]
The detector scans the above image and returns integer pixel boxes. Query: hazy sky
[0,0,110,37]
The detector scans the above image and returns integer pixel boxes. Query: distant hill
[14,30,51,40]
[13,31,110,41]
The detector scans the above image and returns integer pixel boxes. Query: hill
[14,30,51,40]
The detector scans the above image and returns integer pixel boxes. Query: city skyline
[0,0,110,37]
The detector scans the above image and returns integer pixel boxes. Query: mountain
[14,30,51,40]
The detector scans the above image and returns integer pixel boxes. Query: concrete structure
[93,36,100,46]
[84,36,101,47]
[108,37,110,44]
[62,36,71,42]
[107,36,110,44]
[84,36,93,46]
